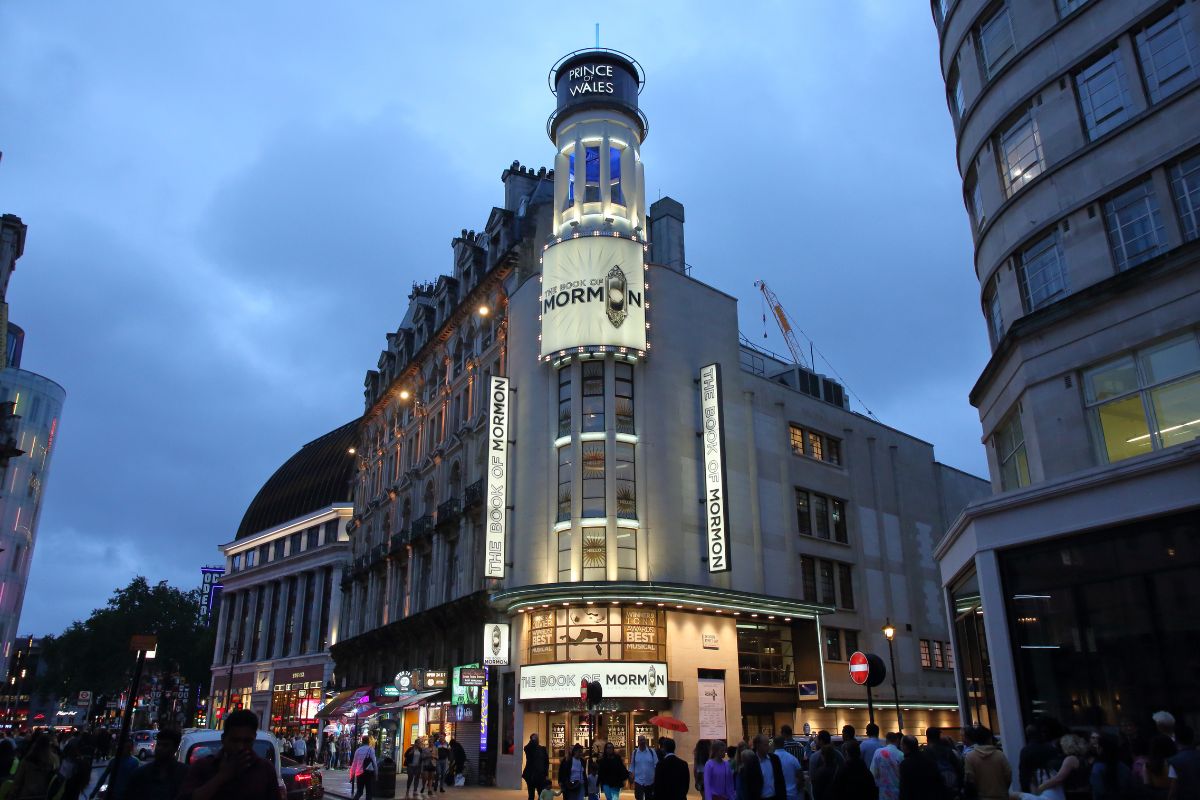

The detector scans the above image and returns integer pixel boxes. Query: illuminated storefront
[270,664,325,735]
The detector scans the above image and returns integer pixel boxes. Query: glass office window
[1018,231,1068,311]
[1075,48,1132,140]
[1136,4,1199,104]
[1105,179,1167,271]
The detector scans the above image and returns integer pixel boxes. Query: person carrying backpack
[10,733,59,800]
[923,728,962,800]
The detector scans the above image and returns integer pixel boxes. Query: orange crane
[754,280,811,370]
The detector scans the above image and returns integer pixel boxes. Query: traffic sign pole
[866,684,875,726]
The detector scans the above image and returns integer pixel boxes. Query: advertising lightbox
[540,236,646,357]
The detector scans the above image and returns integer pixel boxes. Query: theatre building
[331,49,987,786]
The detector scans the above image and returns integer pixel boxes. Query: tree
[37,577,216,721]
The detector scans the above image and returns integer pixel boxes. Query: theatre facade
[330,48,987,786]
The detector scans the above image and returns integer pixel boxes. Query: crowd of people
[518,710,1200,800]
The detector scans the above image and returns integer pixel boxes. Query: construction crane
[755,280,811,370]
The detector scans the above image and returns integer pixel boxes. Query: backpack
[933,750,962,799]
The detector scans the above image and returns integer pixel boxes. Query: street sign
[458,668,486,687]
[77,690,92,707]
[849,652,870,685]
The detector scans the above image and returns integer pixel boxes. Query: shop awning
[314,686,373,719]
[372,689,448,714]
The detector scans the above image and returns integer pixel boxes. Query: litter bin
[376,755,398,798]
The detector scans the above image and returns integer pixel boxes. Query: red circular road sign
[581,679,589,703]
[849,651,870,685]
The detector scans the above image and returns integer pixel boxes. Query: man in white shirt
[770,736,802,800]
[351,736,379,800]
[292,734,307,761]
[631,736,658,800]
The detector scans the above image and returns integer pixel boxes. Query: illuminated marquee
[485,376,509,578]
[540,236,646,357]
[700,363,730,573]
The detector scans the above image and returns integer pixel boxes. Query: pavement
[321,769,527,800]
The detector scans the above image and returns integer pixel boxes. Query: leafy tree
[36,576,215,720]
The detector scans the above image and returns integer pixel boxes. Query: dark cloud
[2,2,989,635]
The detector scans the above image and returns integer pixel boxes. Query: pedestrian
[841,726,858,759]
[860,724,884,768]
[923,727,962,799]
[768,736,800,800]
[92,739,138,800]
[962,726,1011,800]
[653,738,689,800]
[733,750,760,800]
[703,740,733,800]
[522,733,549,800]
[1153,711,1177,746]
[831,739,878,800]
[753,734,786,800]
[631,736,658,800]
[404,739,422,799]
[1018,733,1090,800]
[0,739,17,792]
[307,732,317,766]
[587,759,601,800]
[1089,733,1134,800]
[291,732,307,764]
[777,727,808,773]
[808,731,842,800]
[598,742,629,800]
[95,729,112,764]
[1168,724,1199,800]
[693,741,709,796]
[56,737,90,800]
[420,738,437,796]
[10,732,59,800]
[1018,724,1059,794]
[897,735,942,800]
[869,733,904,800]
[559,744,586,800]
[436,734,450,793]
[450,739,466,785]
[1140,735,1178,799]
[350,735,378,800]
[177,709,280,800]
[123,727,187,800]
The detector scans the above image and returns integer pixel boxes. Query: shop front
[269,663,327,738]
[209,670,256,727]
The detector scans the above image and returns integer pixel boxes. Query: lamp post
[881,619,903,733]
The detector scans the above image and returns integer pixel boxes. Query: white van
[177,727,287,800]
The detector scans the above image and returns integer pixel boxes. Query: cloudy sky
[1,2,987,634]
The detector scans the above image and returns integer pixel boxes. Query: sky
[0,1,989,635]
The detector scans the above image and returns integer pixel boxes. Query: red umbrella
[648,715,688,732]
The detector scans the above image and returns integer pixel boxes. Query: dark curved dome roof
[235,418,360,540]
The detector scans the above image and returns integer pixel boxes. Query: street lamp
[882,619,904,733]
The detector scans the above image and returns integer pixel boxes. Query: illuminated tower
[540,49,649,360]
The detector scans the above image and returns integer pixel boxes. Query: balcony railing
[389,531,409,554]
[411,515,435,541]
[437,497,461,528]
[464,479,484,510]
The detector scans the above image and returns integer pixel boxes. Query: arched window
[449,462,462,500]
[423,482,436,517]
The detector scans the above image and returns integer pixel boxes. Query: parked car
[132,730,157,760]
[177,727,287,800]
[280,756,324,799]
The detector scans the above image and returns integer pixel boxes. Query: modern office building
[0,209,66,682]
[930,0,1200,744]
[329,48,988,786]
[207,420,356,733]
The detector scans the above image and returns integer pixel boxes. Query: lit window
[933,640,946,669]
[557,446,573,523]
[584,146,601,203]
[998,111,1044,196]
[1104,179,1167,271]
[920,639,932,668]
[615,442,636,520]
[945,642,955,670]
[1075,48,1132,140]
[566,151,576,210]
[789,424,805,456]
[1136,3,1199,104]
[1084,334,1200,462]
[581,442,605,517]
[807,432,823,462]
[1170,152,1200,241]
[1017,231,1068,311]
[609,146,625,206]
[995,409,1030,490]
[582,527,607,581]
[977,4,1016,78]
[558,366,572,437]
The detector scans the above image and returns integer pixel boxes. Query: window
[616,529,636,580]
[966,169,986,230]
[977,4,1016,78]
[920,639,954,669]
[1075,48,1131,140]
[565,151,576,210]
[289,532,301,555]
[1084,333,1200,462]
[831,499,847,543]
[584,146,601,203]
[814,495,830,539]
[1057,0,1089,17]
[557,530,572,582]
[995,409,1030,490]
[984,274,1004,348]
[1017,231,1068,311]
[582,361,604,433]
[245,549,257,569]
[558,366,572,437]
[789,425,842,465]
[1170,152,1200,241]
[947,64,964,120]
[796,490,812,536]
[998,111,1044,196]
[1136,4,1199,104]
[609,146,625,206]
[231,553,242,572]
[307,527,319,550]
[737,624,795,686]
[615,442,636,520]
[557,445,572,522]
[823,628,859,662]
[582,527,607,580]
[1105,179,1167,271]
[800,556,817,602]
[818,560,836,605]
[920,639,932,668]
[615,362,634,434]
[844,630,859,658]
[581,442,605,517]
[933,640,946,669]
[838,563,855,610]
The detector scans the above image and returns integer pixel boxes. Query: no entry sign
[849,652,870,685]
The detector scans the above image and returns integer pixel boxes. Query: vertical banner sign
[482,623,510,666]
[485,376,510,578]
[699,364,731,572]
[696,678,727,739]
